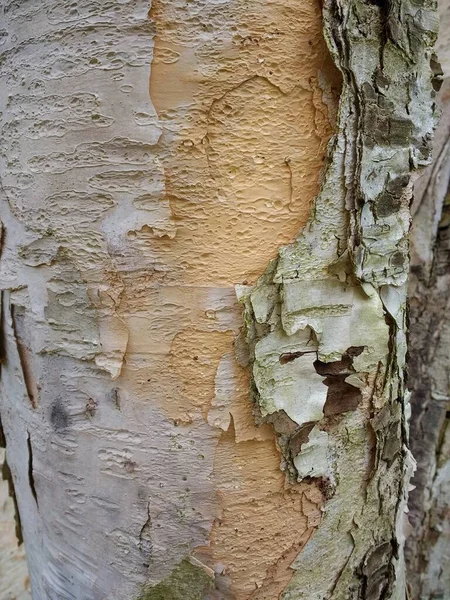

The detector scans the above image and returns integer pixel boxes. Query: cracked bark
[240,0,438,598]
[405,1,450,593]
[406,130,450,598]
[0,1,442,599]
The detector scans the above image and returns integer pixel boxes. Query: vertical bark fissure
[239,1,438,597]
[26,432,38,507]
[0,290,5,367]
[10,304,38,409]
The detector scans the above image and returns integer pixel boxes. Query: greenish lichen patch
[137,558,214,600]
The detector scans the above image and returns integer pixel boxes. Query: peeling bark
[405,1,450,591]
[0,1,440,599]
[240,1,438,598]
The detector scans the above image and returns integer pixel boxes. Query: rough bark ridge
[404,2,450,592]
[240,1,438,598]
[405,80,450,600]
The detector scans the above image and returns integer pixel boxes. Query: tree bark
[0,1,439,600]
[0,446,30,599]
[240,2,439,598]
[405,1,450,595]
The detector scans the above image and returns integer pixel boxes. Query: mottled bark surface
[405,1,450,595]
[241,1,438,599]
[0,1,334,599]
[0,1,440,600]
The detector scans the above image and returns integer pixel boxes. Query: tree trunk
[0,1,439,600]
[405,1,450,595]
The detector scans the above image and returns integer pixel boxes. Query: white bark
[0,1,440,599]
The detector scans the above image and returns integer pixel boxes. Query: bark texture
[0,449,30,600]
[0,1,440,600]
[0,1,334,599]
[405,1,450,594]
[241,1,439,598]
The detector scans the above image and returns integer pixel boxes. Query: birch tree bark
[0,1,439,600]
[405,1,450,595]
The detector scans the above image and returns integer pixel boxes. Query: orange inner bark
[126,0,339,596]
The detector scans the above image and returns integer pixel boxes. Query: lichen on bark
[239,0,439,597]
[137,558,214,600]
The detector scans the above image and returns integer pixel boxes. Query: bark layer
[0,1,439,599]
[0,1,333,599]
[405,1,450,590]
[406,114,450,599]
[241,1,439,598]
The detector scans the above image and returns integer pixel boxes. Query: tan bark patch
[208,422,323,600]
[145,0,335,594]
[168,329,235,423]
[146,0,336,286]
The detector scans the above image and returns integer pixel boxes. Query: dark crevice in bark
[139,501,152,568]
[0,291,6,366]
[279,350,316,364]
[27,431,38,507]
[10,303,38,408]
[287,423,316,458]
[0,289,25,544]
[314,347,364,417]
[359,540,396,600]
